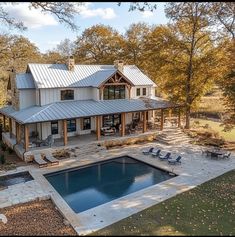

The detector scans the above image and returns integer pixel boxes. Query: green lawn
[92,170,235,236]
[191,119,235,142]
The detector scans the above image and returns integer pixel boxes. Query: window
[83,117,91,130]
[136,88,140,96]
[51,121,58,135]
[143,88,146,96]
[61,90,74,100]
[103,85,125,100]
[103,114,121,128]
[67,119,76,132]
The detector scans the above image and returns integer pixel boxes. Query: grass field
[191,119,235,142]
[92,170,235,236]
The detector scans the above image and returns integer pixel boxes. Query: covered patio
[0,97,184,159]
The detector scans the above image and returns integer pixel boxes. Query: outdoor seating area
[202,147,231,159]
[33,150,59,168]
[141,147,182,165]
[29,134,54,148]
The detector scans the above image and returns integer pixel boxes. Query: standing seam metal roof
[0,97,177,124]
[27,64,156,89]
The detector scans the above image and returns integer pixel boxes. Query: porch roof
[0,97,181,124]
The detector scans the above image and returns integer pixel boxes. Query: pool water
[0,171,33,189]
[45,156,175,213]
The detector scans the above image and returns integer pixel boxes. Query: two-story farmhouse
[0,58,182,161]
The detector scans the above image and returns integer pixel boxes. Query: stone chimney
[114,60,124,72]
[67,56,75,71]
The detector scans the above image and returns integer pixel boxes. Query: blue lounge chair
[142,147,154,155]
[168,156,182,165]
[159,152,171,160]
[152,149,161,157]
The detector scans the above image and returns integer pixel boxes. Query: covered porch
[0,97,184,160]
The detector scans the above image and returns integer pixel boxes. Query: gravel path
[0,199,77,236]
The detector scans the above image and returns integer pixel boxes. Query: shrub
[0,154,5,164]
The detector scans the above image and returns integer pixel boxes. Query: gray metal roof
[0,97,177,124]
[27,64,156,89]
[16,73,35,89]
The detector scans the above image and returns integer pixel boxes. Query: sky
[1,2,169,53]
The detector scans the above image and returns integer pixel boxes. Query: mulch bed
[0,199,77,236]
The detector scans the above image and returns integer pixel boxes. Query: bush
[0,154,5,164]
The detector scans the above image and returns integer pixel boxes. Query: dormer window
[61,90,74,100]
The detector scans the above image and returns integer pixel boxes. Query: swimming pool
[45,156,175,213]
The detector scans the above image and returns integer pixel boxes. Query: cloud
[3,3,58,29]
[141,10,154,18]
[77,2,116,19]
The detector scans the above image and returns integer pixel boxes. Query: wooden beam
[96,116,101,140]
[9,117,12,138]
[63,120,67,146]
[178,108,181,128]
[143,111,147,133]
[160,109,164,131]
[121,113,125,136]
[168,108,172,118]
[16,122,20,144]
[24,125,29,151]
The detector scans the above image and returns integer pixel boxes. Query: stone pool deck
[0,141,234,235]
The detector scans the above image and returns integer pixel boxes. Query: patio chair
[43,151,59,166]
[159,152,171,160]
[34,153,48,168]
[168,156,182,165]
[142,147,154,155]
[151,149,161,157]
[219,152,231,159]
[39,135,54,147]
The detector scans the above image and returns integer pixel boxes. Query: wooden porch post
[9,117,12,138]
[96,116,101,140]
[160,109,164,131]
[178,108,181,128]
[121,112,126,136]
[16,122,21,144]
[168,108,172,118]
[24,124,29,151]
[143,111,147,133]
[63,120,67,146]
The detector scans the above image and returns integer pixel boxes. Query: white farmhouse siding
[131,86,152,98]
[19,90,36,109]
[40,88,95,105]
[91,88,99,101]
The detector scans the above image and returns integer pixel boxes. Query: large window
[61,90,74,100]
[51,121,58,135]
[67,119,76,132]
[83,117,91,130]
[103,114,121,128]
[136,88,140,96]
[103,85,125,100]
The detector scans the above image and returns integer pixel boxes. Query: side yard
[92,169,235,236]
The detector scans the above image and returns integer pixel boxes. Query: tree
[42,51,64,64]
[74,24,125,64]
[54,38,75,57]
[0,2,83,31]
[123,23,152,67]
[162,2,219,129]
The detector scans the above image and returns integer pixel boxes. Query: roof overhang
[0,98,183,125]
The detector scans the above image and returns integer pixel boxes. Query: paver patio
[0,140,234,235]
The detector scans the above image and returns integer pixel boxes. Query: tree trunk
[185,105,191,129]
